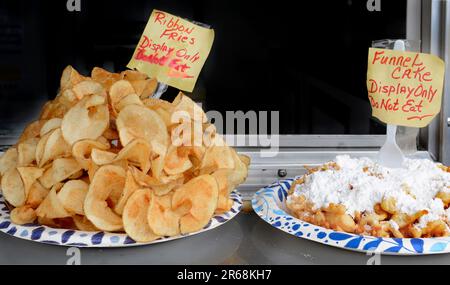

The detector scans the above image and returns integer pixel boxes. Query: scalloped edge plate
[252,177,450,255]
[0,191,241,247]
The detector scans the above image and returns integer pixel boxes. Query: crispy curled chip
[57,89,78,109]
[61,94,109,145]
[1,168,26,207]
[121,70,148,81]
[11,205,37,225]
[228,148,249,186]
[39,118,62,137]
[60,65,85,90]
[72,139,110,169]
[72,80,105,100]
[26,181,49,209]
[172,174,219,234]
[0,147,18,176]
[39,101,68,120]
[199,135,235,175]
[116,104,168,152]
[109,80,135,108]
[238,154,250,167]
[73,215,99,231]
[35,131,51,166]
[115,93,143,112]
[84,165,125,231]
[91,148,116,165]
[17,166,44,197]
[172,92,207,122]
[147,192,180,236]
[91,67,121,90]
[114,170,140,215]
[211,169,234,213]
[36,184,71,219]
[57,180,89,215]
[130,167,184,196]
[115,139,151,174]
[164,145,193,175]
[18,120,44,143]
[39,128,71,167]
[39,158,82,189]
[130,78,158,99]
[123,188,160,242]
[142,97,174,113]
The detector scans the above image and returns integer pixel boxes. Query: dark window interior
[0,0,406,141]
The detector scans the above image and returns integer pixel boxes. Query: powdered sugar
[291,155,450,229]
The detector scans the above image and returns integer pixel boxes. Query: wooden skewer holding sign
[377,40,406,168]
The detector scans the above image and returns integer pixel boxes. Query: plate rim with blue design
[252,177,450,255]
[0,190,242,247]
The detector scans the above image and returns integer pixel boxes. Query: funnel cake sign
[367,48,445,127]
[128,10,214,92]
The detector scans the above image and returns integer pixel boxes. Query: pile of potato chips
[0,66,249,242]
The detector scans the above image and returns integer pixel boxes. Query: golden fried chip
[228,148,249,186]
[164,145,193,175]
[115,93,143,112]
[39,101,68,120]
[18,120,44,143]
[17,166,44,197]
[211,169,234,213]
[238,154,251,167]
[72,80,105,100]
[172,92,207,122]
[148,192,180,236]
[57,180,89,215]
[1,168,26,207]
[115,139,151,174]
[84,165,125,231]
[91,148,116,165]
[39,118,62,137]
[57,89,78,109]
[172,174,219,234]
[123,188,160,242]
[0,147,18,176]
[11,205,37,225]
[130,166,184,196]
[60,65,85,90]
[61,94,109,145]
[121,69,147,81]
[39,128,71,167]
[35,131,51,166]
[109,80,135,107]
[199,135,235,175]
[114,170,140,215]
[116,104,168,152]
[72,139,110,169]
[39,158,82,189]
[36,185,71,219]
[142,97,174,113]
[26,181,49,208]
[130,78,158,99]
[91,67,121,90]
[73,215,99,231]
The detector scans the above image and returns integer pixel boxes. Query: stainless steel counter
[1,212,449,265]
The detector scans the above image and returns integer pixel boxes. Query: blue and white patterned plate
[0,191,241,247]
[252,178,450,255]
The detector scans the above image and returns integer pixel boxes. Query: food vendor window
[0,0,448,190]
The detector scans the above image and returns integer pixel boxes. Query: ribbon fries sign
[128,10,214,92]
[367,48,445,127]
